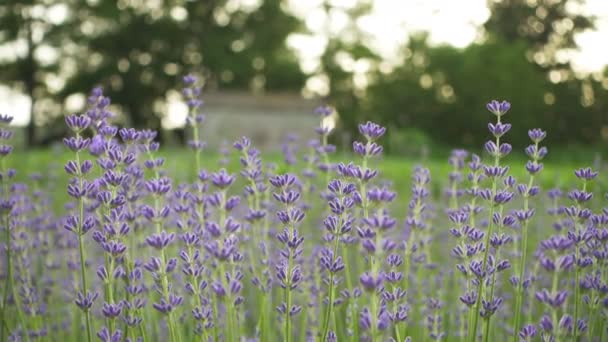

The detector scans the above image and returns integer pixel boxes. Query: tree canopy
[1,0,606,149]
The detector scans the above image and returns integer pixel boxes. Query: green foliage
[0,0,305,141]
[385,127,432,157]
[1,0,607,150]
[327,0,606,149]
[484,0,593,70]
[337,34,608,148]
[0,0,73,145]
[58,0,304,130]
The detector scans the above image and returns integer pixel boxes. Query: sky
[288,0,608,73]
[2,0,608,127]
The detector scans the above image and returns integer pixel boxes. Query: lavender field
[1,76,607,342]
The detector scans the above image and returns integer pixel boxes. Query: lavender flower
[205,168,243,341]
[63,108,98,342]
[535,232,577,340]
[568,167,598,339]
[281,133,299,168]
[342,121,392,340]
[0,114,24,342]
[181,74,206,175]
[271,173,305,342]
[2,82,608,342]
[139,130,182,341]
[320,179,355,341]
[234,136,271,339]
[314,105,336,190]
[446,149,469,212]
[471,100,513,342]
[512,129,547,338]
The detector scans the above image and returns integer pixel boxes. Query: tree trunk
[24,15,36,147]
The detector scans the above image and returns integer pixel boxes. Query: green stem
[459,248,471,342]
[464,186,479,341]
[108,257,115,333]
[283,199,297,342]
[78,230,93,342]
[321,229,341,340]
[395,320,403,342]
[7,234,31,342]
[155,195,178,342]
[512,213,531,338]
[0,315,8,340]
[258,293,266,342]
[359,154,377,340]
[525,261,540,325]
[321,133,331,186]
[548,252,563,342]
[471,125,502,342]
[297,298,308,342]
[588,293,597,342]
[187,243,205,341]
[285,256,293,342]
[483,204,504,342]
[572,181,586,341]
[212,299,219,342]
[342,243,360,341]
[573,244,580,341]
[370,230,381,341]
[218,262,233,342]
[512,143,538,340]
[1,209,11,341]
[404,174,426,339]
[103,185,118,333]
[598,314,605,342]
[192,124,201,178]
[0,158,13,341]
[74,146,93,342]
[0,154,30,341]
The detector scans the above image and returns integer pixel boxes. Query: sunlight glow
[0,86,31,126]
[288,0,608,73]
[162,91,188,130]
[2,0,608,126]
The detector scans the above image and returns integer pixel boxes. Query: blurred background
[1,0,607,158]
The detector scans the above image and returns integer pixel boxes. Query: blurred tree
[307,0,382,145]
[484,0,593,71]
[58,0,304,134]
[0,0,303,144]
[331,0,606,150]
[0,0,70,146]
[362,35,607,149]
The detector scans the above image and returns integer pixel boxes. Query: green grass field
[3,145,607,341]
[11,147,603,195]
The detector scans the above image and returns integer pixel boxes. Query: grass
[11,146,602,195]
